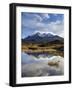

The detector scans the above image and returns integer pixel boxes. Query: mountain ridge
[22,32,64,44]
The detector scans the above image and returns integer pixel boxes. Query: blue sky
[21,12,64,39]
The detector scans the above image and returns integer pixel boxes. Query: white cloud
[48,20,64,37]
[53,14,58,16]
[34,20,64,37]
[40,13,50,19]
[22,14,64,38]
[34,31,57,36]
[34,14,42,22]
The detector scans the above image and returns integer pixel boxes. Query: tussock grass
[21,43,64,57]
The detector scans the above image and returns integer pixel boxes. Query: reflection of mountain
[21,52,64,77]
[22,32,64,44]
[25,52,53,58]
[25,48,64,58]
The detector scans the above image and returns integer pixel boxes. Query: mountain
[22,32,64,44]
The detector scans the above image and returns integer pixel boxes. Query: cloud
[34,14,42,21]
[33,20,64,37]
[22,13,64,38]
[53,14,58,16]
[39,13,50,19]
[48,20,64,37]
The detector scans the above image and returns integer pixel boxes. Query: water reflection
[26,52,53,58]
[21,52,64,77]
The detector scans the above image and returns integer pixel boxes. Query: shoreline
[21,49,64,57]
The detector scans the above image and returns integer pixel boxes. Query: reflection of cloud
[21,52,39,64]
[22,53,64,77]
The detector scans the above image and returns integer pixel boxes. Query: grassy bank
[21,43,64,57]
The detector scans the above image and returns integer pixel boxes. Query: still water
[21,52,64,77]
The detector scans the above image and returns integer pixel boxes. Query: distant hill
[22,32,64,44]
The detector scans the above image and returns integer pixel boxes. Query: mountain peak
[34,32,54,37]
[35,32,41,36]
[22,32,64,44]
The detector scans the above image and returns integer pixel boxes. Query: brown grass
[21,43,64,57]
